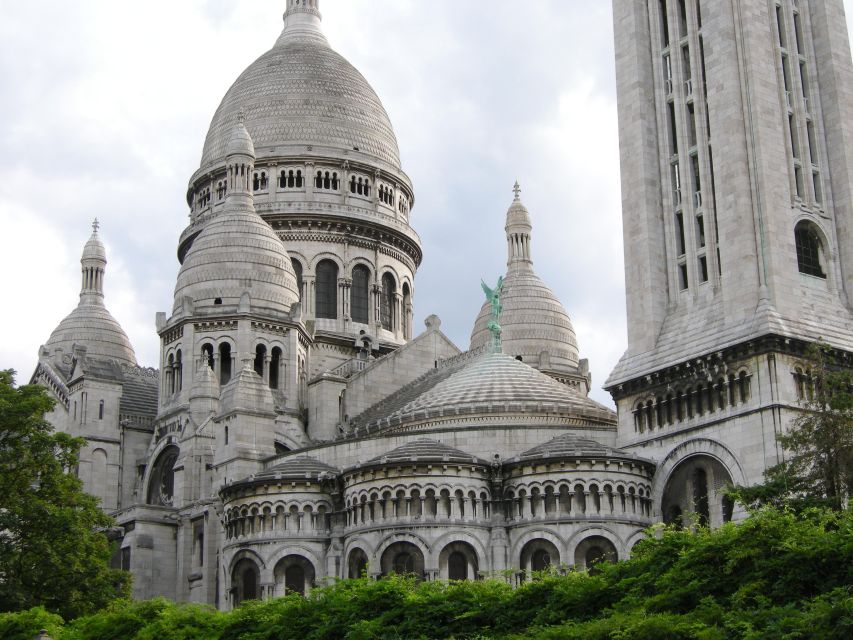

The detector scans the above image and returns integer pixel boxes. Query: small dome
[256,456,340,481]
[471,187,580,373]
[364,352,614,432]
[470,272,580,369]
[226,120,255,157]
[46,304,137,367]
[199,9,400,171]
[518,434,626,460]
[173,209,300,316]
[363,439,487,467]
[81,224,106,263]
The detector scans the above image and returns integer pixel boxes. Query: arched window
[232,559,259,607]
[291,259,303,301]
[380,542,425,579]
[351,265,370,324]
[380,273,396,331]
[270,347,282,390]
[795,221,826,278]
[98,399,105,420]
[254,344,266,378]
[448,552,467,580]
[402,282,411,339]
[175,349,183,392]
[316,260,339,319]
[202,343,214,370]
[348,548,368,579]
[146,446,179,506]
[166,354,174,395]
[219,343,232,385]
[692,468,710,527]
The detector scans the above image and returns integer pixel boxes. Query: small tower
[505,181,533,274]
[80,218,107,304]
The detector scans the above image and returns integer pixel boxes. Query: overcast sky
[1,1,852,407]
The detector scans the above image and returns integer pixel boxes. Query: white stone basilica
[30,0,853,609]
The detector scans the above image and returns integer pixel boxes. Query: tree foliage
[0,370,131,620]
[729,343,853,512]
[3,506,851,639]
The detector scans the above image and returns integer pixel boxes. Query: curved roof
[518,433,630,460]
[173,207,300,315]
[471,272,579,370]
[46,303,137,367]
[470,192,580,372]
[359,352,615,433]
[361,439,488,467]
[199,10,400,171]
[256,456,340,481]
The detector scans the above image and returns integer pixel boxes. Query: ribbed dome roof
[81,226,106,262]
[46,305,137,367]
[367,352,614,431]
[518,433,628,460]
[256,456,339,481]
[470,272,580,368]
[173,208,300,315]
[471,188,579,372]
[363,439,487,467]
[199,9,400,171]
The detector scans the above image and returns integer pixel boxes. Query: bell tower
[607,0,853,520]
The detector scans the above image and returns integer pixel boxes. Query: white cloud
[1,0,852,408]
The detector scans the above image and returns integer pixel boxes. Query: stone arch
[145,444,179,507]
[566,526,623,562]
[273,554,316,597]
[660,453,736,528]
[519,538,561,576]
[438,540,480,581]
[347,547,370,579]
[380,541,426,578]
[432,531,488,571]
[651,438,746,520]
[228,549,265,608]
[573,535,618,572]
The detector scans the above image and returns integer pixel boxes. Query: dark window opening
[351,265,370,324]
[316,260,339,319]
[795,223,826,278]
[219,343,232,385]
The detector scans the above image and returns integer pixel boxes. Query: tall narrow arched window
[254,344,266,378]
[380,272,396,331]
[202,343,214,369]
[315,260,338,319]
[219,343,232,385]
[98,399,105,420]
[167,354,175,395]
[795,221,826,278]
[351,265,370,324]
[402,282,411,339]
[291,259,303,302]
[270,347,282,390]
[175,349,183,392]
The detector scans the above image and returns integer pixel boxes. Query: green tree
[0,369,131,620]
[730,343,853,511]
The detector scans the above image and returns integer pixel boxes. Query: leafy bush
[5,506,851,639]
[0,606,64,640]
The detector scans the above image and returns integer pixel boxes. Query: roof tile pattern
[200,38,400,170]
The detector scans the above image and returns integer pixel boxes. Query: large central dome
[199,4,400,171]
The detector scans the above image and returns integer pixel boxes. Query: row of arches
[633,370,751,433]
[198,341,285,390]
[232,554,316,606]
[163,349,183,397]
[292,257,411,333]
[503,482,652,520]
[345,488,491,527]
[224,502,332,540]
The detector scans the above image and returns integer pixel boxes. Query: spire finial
[512,181,521,201]
[92,218,100,233]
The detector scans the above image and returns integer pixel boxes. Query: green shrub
[0,606,64,640]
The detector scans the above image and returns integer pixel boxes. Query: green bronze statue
[481,276,504,353]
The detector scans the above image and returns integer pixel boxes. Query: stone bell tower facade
[607,0,853,526]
